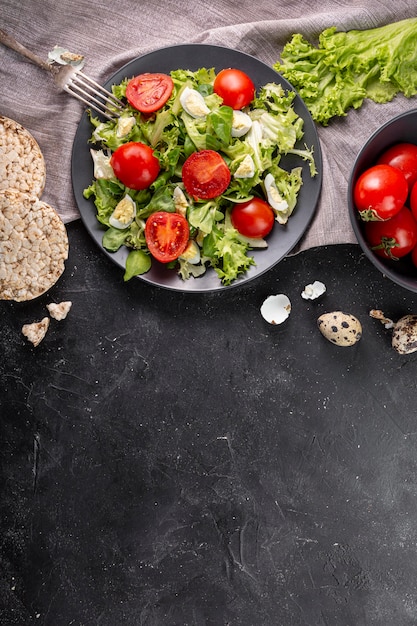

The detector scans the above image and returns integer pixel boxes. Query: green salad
[83,66,317,285]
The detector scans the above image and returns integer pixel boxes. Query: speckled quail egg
[391,314,417,354]
[109,195,136,229]
[317,311,362,346]
[180,86,210,118]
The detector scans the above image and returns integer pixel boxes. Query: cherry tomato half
[231,198,275,239]
[110,142,160,190]
[364,206,417,260]
[377,142,417,193]
[145,211,189,263]
[353,163,408,221]
[126,73,174,113]
[182,150,231,199]
[213,68,255,110]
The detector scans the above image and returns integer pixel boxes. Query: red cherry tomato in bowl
[377,142,417,192]
[145,211,189,263]
[353,163,408,221]
[182,150,231,199]
[126,73,174,113]
[364,206,417,259]
[410,180,417,221]
[231,198,275,239]
[110,142,160,190]
[213,68,255,110]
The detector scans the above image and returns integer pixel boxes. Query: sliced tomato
[213,68,255,110]
[126,73,174,113]
[145,211,189,263]
[353,164,408,221]
[182,150,231,199]
[364,206,417,260]
[231,198,275,238]
[110,142,160,190]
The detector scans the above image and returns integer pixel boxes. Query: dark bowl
[348,109,417,293]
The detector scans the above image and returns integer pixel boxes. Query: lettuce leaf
[274,18,417,125]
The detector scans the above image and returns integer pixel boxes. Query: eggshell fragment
[301,280,326,300]
[261,294,291,325]
[317,311,362,346]
[392,314,417,354]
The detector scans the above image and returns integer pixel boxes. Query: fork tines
[64,70,125,120]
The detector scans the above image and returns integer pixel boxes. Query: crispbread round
[0,116,46,197]
[0,189,69,302]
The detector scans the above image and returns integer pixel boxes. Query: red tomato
[377,142,417,192]
[364,206,417,259]
[410,181,417,221]
[110,142,160,190]
[213,68,255,110]
[231,198,275,238]
[182,150,231,199]
[126,73,174,113]
[145,211,189,263]
[353,164,408,221]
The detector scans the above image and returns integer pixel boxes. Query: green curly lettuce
[274,17,417,125]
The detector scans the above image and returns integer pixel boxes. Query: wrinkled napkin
[1,0,416,252]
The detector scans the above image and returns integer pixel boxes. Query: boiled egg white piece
[180,86,210,118]
[90,149,114,179]
[234,154,255,179]
[231,110,252,137]
[116,115,136,138]
[173,186,189,216]
[264,173,289,222]
[109,194,136,229]
[179,240,201,264]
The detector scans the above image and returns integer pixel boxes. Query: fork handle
[0,29,52,72]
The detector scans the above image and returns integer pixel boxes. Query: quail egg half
[109,195,136,229]
[180,87,210,118]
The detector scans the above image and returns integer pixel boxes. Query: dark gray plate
[71,44,322,293]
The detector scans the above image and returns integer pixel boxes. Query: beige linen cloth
[1,0,416,252]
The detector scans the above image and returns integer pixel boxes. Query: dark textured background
[2,221,417,625]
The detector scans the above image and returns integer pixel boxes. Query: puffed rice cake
[0,189,69,301]
[0,116,46,197]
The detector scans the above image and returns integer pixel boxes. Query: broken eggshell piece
[301,280,326,300]
[317,311,362,346]
[391,314,417,355]
[261,294,291,325]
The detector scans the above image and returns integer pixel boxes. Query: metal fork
[0,29,124,120]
